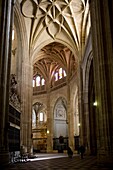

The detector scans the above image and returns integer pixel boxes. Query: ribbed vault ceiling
[33,42,77,82]
[20,0,90,83]
[21,0,90,54]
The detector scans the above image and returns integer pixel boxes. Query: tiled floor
[2,153,113,170]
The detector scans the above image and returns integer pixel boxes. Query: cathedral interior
[0,0,113,168]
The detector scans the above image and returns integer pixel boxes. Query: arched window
[55,72,58,81]
[33,79,35,87]
[59,68,62,79]
[39,112,44,122]
[36,76,40,86]
[41,78,45,85]
[32,109,36,127]
[54,68,66,81]
[63,70,66,77]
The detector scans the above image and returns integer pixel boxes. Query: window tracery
[33,75,45,87]
[33,67,66,87]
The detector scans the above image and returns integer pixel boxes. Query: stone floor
[1,153,113,170]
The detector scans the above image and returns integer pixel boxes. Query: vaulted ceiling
[20,0,90,83]
[33,42,78,81]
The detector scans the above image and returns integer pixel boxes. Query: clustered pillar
[0,0,15,166]
[20,63,33,154]
[90,0,113,164]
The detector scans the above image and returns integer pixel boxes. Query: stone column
[90,0,113,164]
[46,90,53,152]
[0,0,15,166]
[83,90,90,153]
[77,64,84,145]
[67,82,74,150]
[82,38,93,154]
[20,63,33,154]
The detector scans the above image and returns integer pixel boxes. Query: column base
[0,151,9,168]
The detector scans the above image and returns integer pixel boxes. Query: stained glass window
[63,70,66,77]
[36,76,40,86]
[59,68,62,79]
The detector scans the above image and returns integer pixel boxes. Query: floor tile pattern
[1,154,113,170]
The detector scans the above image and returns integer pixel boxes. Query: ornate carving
[57,109,65,118]
[55,104,66,119]
[9,74,21,110]
[33,102,43,114]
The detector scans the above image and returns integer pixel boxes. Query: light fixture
[47,130,49,134]
[93,101,97,106]
[78,123,80,127]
